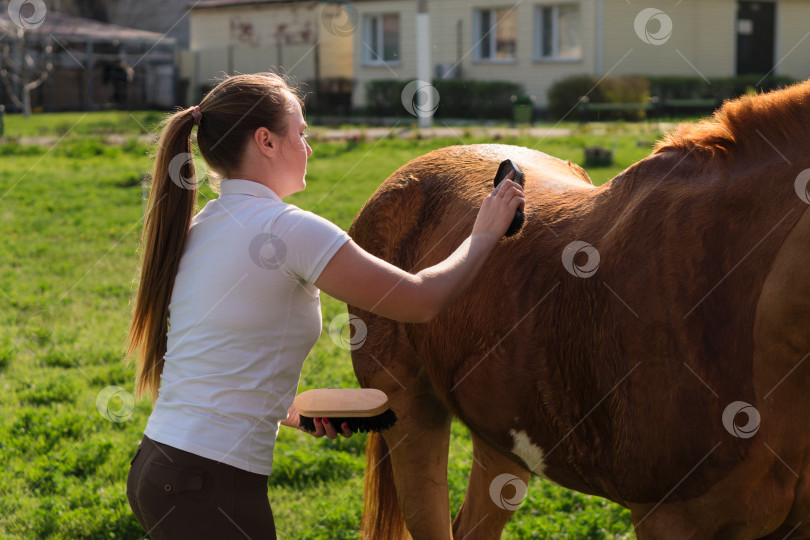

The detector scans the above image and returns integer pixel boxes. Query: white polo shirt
[144,179,350,475]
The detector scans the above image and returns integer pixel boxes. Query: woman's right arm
[315,178,524,323]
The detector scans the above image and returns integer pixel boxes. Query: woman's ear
[254,127,276,157]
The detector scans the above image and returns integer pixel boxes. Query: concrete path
[316,125,573,141]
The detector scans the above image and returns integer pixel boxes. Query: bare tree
[0,26,54,117]
[1,0,54,117]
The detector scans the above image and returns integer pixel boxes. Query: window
[363,14,400,65]
[535,4,582,60]
[474,8,517,61]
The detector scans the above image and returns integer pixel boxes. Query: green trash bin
[511,95,534,125]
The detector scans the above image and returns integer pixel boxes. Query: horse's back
[349,144,593,269]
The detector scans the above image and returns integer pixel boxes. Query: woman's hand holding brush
[281,402,353,439]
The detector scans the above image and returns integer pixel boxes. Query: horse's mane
[653,79,810,162]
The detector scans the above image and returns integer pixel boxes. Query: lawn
[0,113,668,539]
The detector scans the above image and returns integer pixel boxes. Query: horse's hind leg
[354,319,454,539]
[452,432,531,539]
[383,380,453,539]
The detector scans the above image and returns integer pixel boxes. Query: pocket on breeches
[143,461,212,503]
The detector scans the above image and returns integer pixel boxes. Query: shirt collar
[219,179,282,201]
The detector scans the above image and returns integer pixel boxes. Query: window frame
[533,3,583,63]
[472,7,518,64]
[362,13,401,67]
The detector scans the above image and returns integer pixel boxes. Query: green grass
[0,112,674,539]
[2,110,166,138]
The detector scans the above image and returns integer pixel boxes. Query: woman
[125,73,524,539]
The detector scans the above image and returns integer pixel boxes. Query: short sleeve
[271,207,351,284]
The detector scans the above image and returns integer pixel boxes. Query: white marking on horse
[509,429,547,477]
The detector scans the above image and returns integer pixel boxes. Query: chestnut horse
[348,80,810,539]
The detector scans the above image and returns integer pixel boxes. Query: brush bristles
[299,409,397,433]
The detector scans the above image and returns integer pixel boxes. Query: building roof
[0,3,175,45]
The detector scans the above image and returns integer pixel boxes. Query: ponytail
[126,108,199,402]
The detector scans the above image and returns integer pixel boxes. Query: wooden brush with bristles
[294,388,397,433]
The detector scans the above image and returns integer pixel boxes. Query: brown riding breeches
[126,434,276,539]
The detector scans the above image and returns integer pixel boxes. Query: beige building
[185,0,810,110]
[183,0,353,106]
[352,0,810,107]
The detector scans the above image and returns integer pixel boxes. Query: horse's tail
[361,431,405,539]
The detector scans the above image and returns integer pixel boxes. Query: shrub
[548,74,796,120]
[646,74,795,102]
[365,79,405,117]
[547,74,604,120]
[301,77,354,116]
[548,75,650,121]
[601,77,650,107]
[432,79,525,119]
[365,79,526,120]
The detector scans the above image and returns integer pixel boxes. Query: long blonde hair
[127,73,302,401]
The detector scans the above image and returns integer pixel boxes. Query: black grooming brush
[493,159,526,237]
[294,388,397,433]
